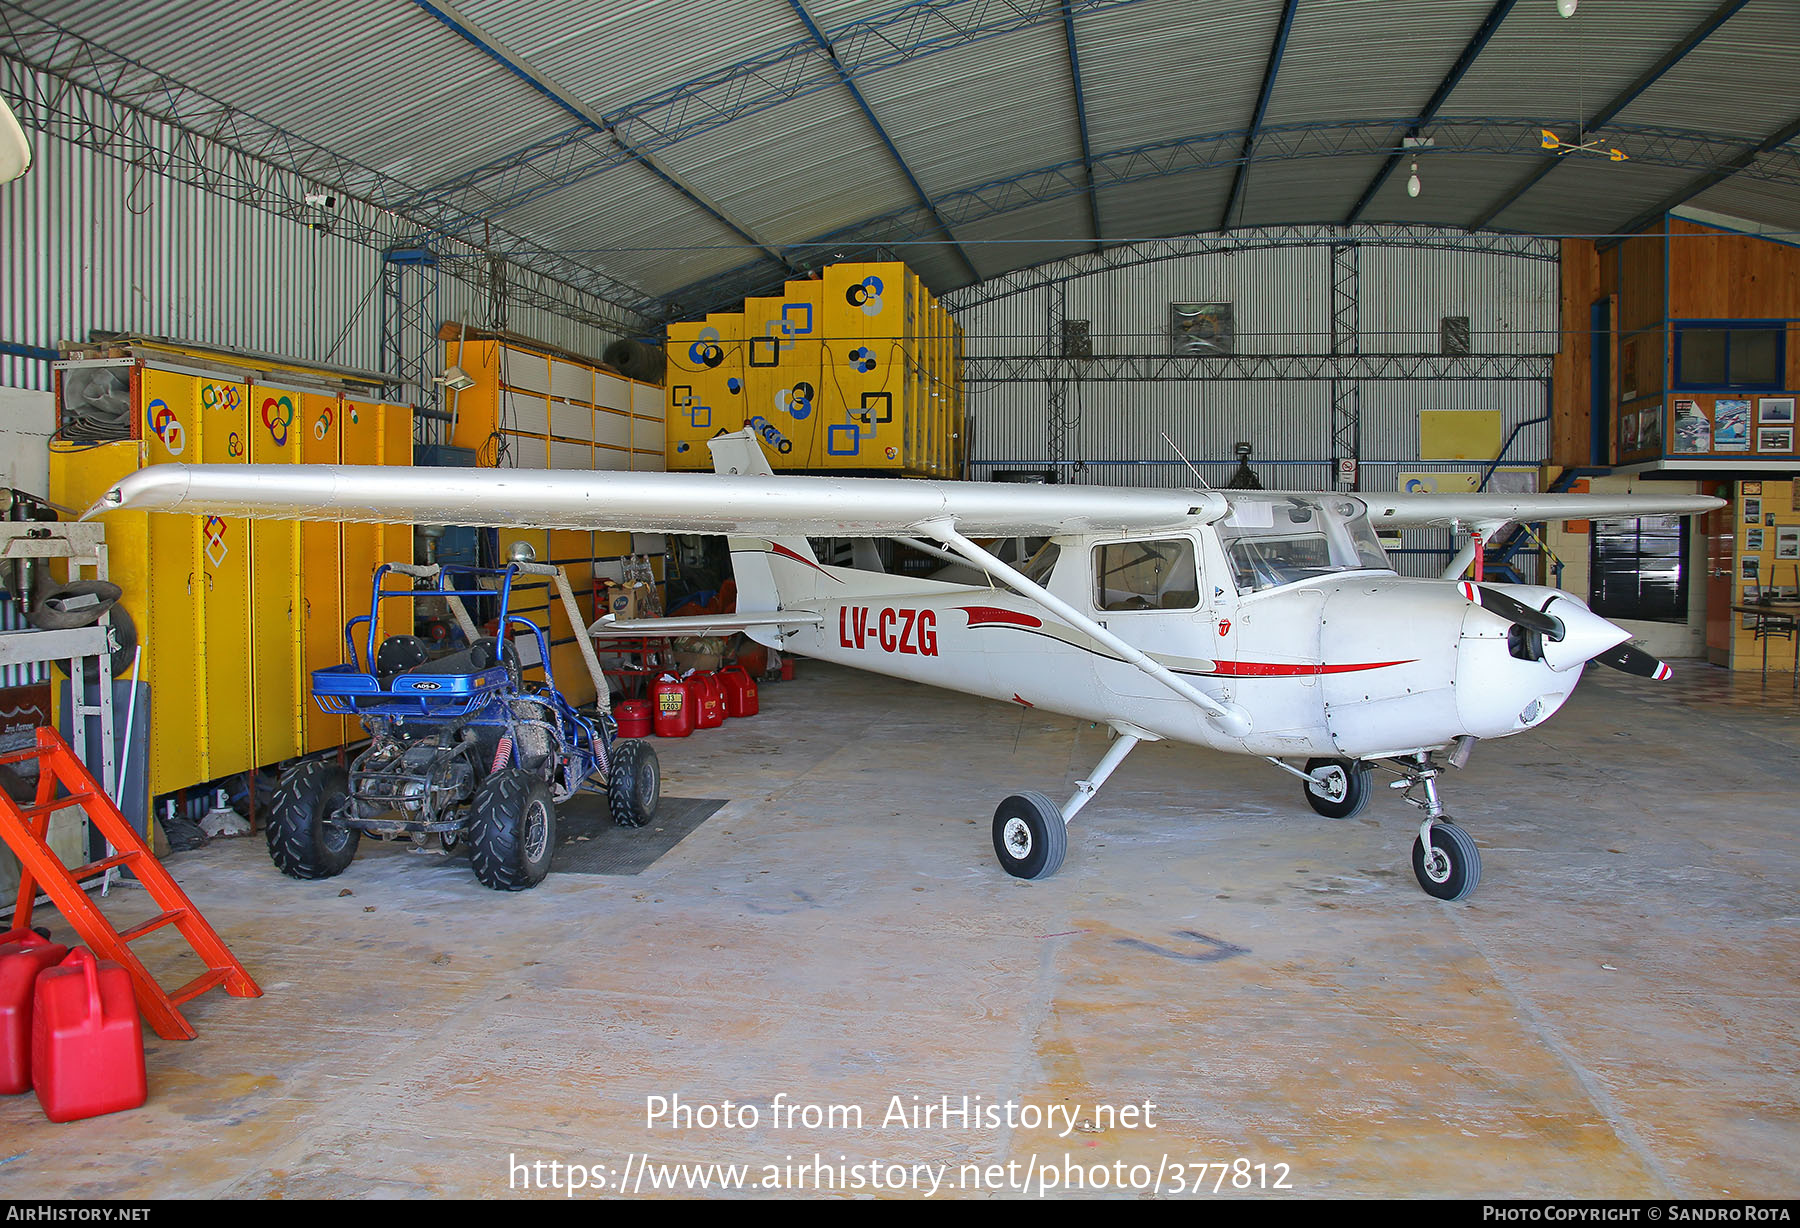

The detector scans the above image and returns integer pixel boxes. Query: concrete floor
[0,660,1795,1199]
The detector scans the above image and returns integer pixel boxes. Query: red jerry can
[718,666,759,718]
[31,948,147,1123]
[692,671,725,729]
[651,674,695,738]
[613,699,653,738]
[1,929,69,1095]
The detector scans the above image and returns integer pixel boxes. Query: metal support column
[1329,240,1361,491]
[380,243,442,442]
[1046,279,1069,475]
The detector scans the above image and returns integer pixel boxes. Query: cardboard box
[605,582,658,621]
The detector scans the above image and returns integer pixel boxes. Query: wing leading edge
[91,462,1228,539]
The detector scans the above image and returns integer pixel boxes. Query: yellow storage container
[663,260,961,477]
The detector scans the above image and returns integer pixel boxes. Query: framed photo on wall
[1758,397,1796,425]
[1747,527,1765,551]
[1757,427,1794,453]
[1778,527,1800,561]
[1744,496,1762,522]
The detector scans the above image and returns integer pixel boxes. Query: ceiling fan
[1540,128,1629,161]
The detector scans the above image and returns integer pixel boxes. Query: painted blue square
[827,424,861,455]
[686,404,712,429]
[782,303,813,336]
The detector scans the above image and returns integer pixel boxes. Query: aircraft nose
[1537,595,1631,673]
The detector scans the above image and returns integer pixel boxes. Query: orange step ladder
[0,726,260,1040]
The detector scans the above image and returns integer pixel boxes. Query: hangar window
[1590,515,1687,624]
[1672,322,1783,391]
[1093,539,1200,611]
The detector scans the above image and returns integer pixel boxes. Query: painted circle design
[146,398,186,456]
[848,346,876,373]
[689,326,724,369]
[227,431,243,457]
[314,406,334,440]
[261,394,296,447]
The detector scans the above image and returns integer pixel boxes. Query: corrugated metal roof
[3,0,1796,321]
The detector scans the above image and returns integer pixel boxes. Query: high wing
[1368,491,1722,532]
[91,461,1227,539]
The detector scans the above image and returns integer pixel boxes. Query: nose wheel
[1412,821,1482,901]
[1393,753,1483,901]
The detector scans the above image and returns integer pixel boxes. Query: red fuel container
[613,699,653,738]
[1,929,69,1095]
[779,657,796,681]
[692,671,725,729]
[719,667,759,718]
[651,674,695,738]
[31,948,147,1123]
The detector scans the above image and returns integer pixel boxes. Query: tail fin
[708,430,827,634]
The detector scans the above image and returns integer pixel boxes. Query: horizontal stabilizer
[588,611,825,637]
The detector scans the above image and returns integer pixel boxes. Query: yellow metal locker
[299,391,345,755]
[247,383,303,769]
[138,367,205,793]
[196,377,254,781]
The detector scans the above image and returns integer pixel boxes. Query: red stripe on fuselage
[957,605,1043,629]
[1204,658,1416,677]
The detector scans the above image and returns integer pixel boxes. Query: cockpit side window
[1092,538,1201,611]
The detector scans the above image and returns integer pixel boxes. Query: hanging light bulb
[1407,161,1421,198]
[1557,0,1578,17]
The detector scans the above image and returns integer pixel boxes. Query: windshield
[1215,494,1392,593]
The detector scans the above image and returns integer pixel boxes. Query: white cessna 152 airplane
[93,429,1720,902]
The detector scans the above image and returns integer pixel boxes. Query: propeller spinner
[1458,581,1672,680]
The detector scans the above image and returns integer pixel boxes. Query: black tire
[607,738,661,828]
[1412,821,1482,901]
[1303,757,1372,819]
[267,760,359,880]
[992,791,1067,881]
[468,769,556,891]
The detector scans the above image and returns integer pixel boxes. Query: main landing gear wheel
[1412,821,1482,901]
[267,760,359,880]
[469,769,556,891]
[606,738,661,828]
[992,791,1067,881]
[1302,757,1372,819]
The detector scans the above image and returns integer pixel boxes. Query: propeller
[1457,581,1562,640]
[1457,581,1672,679]
[1590,642,1674,681]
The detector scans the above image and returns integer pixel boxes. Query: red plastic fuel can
[719,666,759,718]
[651,674,695,738]
[613,699,653,738]
[31,948,147,1123]
[1,929,69,1095]
[692,671,725,729]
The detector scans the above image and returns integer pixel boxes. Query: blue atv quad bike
[268,562,660,890]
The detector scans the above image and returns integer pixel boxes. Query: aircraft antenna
[1161,432,1211,489]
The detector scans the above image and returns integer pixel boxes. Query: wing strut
[918,520,1252,737]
